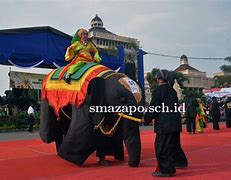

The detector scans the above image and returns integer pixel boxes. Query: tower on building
[89,14,140,81]
[90,14,104,28]
[180,54,188,65]
[174,54,214,88]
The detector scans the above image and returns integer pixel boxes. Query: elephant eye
[120,97,126,104]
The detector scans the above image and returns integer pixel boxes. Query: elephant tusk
[94,117,105,130]
[117,113,142,123]
[61,108,71,120]
[114,67,121,72]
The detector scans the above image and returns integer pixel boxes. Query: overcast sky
[0,0,231,95]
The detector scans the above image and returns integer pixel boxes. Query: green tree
[213,75,231,87]
[220,56,231,73]
[146,68,189,92]
[168,71,189,88]
[4,89,36,110]
[214,56,231,87]
[146,68,159,92]
[182,88,205,100]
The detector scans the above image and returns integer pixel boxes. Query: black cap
[155,69,169,81]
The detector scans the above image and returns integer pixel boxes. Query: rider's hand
[94,53,102,63]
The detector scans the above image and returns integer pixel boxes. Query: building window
[96,39,99,45]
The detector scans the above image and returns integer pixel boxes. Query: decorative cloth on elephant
[118,77,142,104]
[60,28,102,83]
[42,63,116,117]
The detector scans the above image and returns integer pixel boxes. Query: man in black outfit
[225,97,231,128]
[211,97,220,130]
[144,69,188,177]
[185,93,199,134]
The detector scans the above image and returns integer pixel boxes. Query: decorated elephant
[39,62,143,167]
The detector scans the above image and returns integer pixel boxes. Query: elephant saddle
[42,63,116,116]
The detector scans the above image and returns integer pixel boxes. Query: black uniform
[225,98,231,128]
[144,83,188,174]
[185,96,199,133]
[211,98,220,130]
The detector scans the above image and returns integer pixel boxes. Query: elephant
[39,63,143,167]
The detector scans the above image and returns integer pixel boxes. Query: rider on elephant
[63,28,102,83]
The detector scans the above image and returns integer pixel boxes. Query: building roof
[91,14,102,22]
[180,54,188,59]
[174,64,201,72]
[89,27,116,35]
[0,26,71,39]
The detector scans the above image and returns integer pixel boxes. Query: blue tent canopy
[0,26,72,68]
[0,26,124,70]
[0,26,144,89]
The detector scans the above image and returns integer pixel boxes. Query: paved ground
[0,123,217,141]
[0,130,40,141]
[0,126,154,141]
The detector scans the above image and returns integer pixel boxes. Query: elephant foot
[98,157,111,166]
[114,156,124,161]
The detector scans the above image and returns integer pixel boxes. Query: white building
[88,14,140,63]
[144,73,151,104]
[174,55,214,89]
[213,71,231,77]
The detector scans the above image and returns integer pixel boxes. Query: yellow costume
[196,99,207,133]
[63,29,101,83]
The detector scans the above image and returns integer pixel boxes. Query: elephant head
[39,64,143,167]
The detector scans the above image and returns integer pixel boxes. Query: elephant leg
[55,132,63,152]
[40,99,71,153]
[58,104,98,165]
[112,123,124,161]
[122,119,141,167]
[39,99,59,144]
[95,115,124,161]
[55,118,70,152]
[55,106,71,152]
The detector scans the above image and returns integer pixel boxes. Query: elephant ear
[87,77,105,125]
